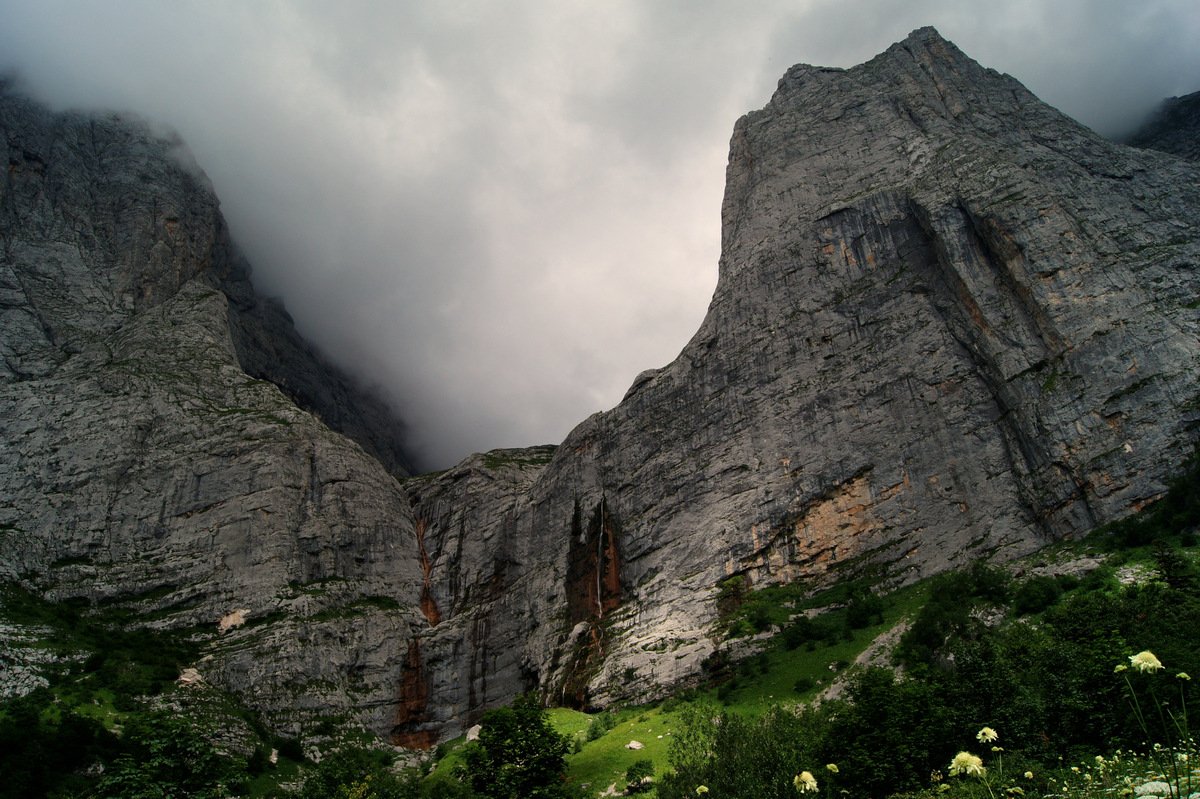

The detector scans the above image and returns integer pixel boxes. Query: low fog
[2,0,1197,470]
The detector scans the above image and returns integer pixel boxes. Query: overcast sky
[2,1,1197,470]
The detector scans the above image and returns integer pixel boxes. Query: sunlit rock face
[411,26,1200,712]
[3,25,1200,745]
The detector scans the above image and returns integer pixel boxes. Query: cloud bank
[2,0,1197,469]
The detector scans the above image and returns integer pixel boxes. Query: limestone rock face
[399,447,558,740]
[414,27,1200,711]
[0,85,426,735]
[227,288,418,477]
[1128,90,1200,162]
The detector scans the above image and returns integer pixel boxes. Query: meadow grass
[561,705,682,793]
[553,579,933,794]
[719,579,930,712]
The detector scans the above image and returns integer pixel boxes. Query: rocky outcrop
[0,85,426,735]
[398,447,557,738]
[0,82,416,474]
[1127,90,1200,162]
[412,27,1200,712]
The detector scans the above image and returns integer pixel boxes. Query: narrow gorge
[2,27,1198,747]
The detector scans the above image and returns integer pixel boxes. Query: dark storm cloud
[1,1,1196,469]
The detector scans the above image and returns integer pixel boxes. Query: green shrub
[1011,575,1063,615]
[0,689,120,799]
[94,712,240,799]
[625,759,654,793]
[1081,563,1118,592]
[297,744,419,799]
[846,589,885,629]
[747,603,773,632]
[586,709,615,741]
[1152,538,1198,591]
[895,565,1011,670]
[715,575,749,619]
[1055,573,1081,591]
[782,614,839,651]
[459,693,571,799]
[656,703,823,799]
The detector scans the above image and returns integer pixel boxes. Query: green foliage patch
[0,582,203,706]
[0,688,120,799]
[458,694,572,799]
[647,457,1200,799]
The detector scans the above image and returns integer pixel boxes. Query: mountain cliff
[3,27,1199,747]
[0,84,426,736]
[403,26,1200,724]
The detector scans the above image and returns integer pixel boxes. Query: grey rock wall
[0,86,427,735]
[414,27,1200,713]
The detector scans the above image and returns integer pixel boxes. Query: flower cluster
[1129,650,1164,673]
[949,751,986,778]
[793,770,818,793]
[1114,649,1197,799]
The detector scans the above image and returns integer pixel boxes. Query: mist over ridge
[2,1,1197,470]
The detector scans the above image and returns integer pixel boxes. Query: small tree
[460,693,570,799]
[1153,539,1198,592]
[93,712,236,799]
[625,759,654,793]
[297,744,418,799]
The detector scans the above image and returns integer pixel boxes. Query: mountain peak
[1127,89,1200,161]
[899,24,955,48]
[765,26,1020,131]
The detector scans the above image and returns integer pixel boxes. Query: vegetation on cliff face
[654,571,1199,798]
[458,693,572,799]
[1,455,1197,797]
[644,458,1200,799]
